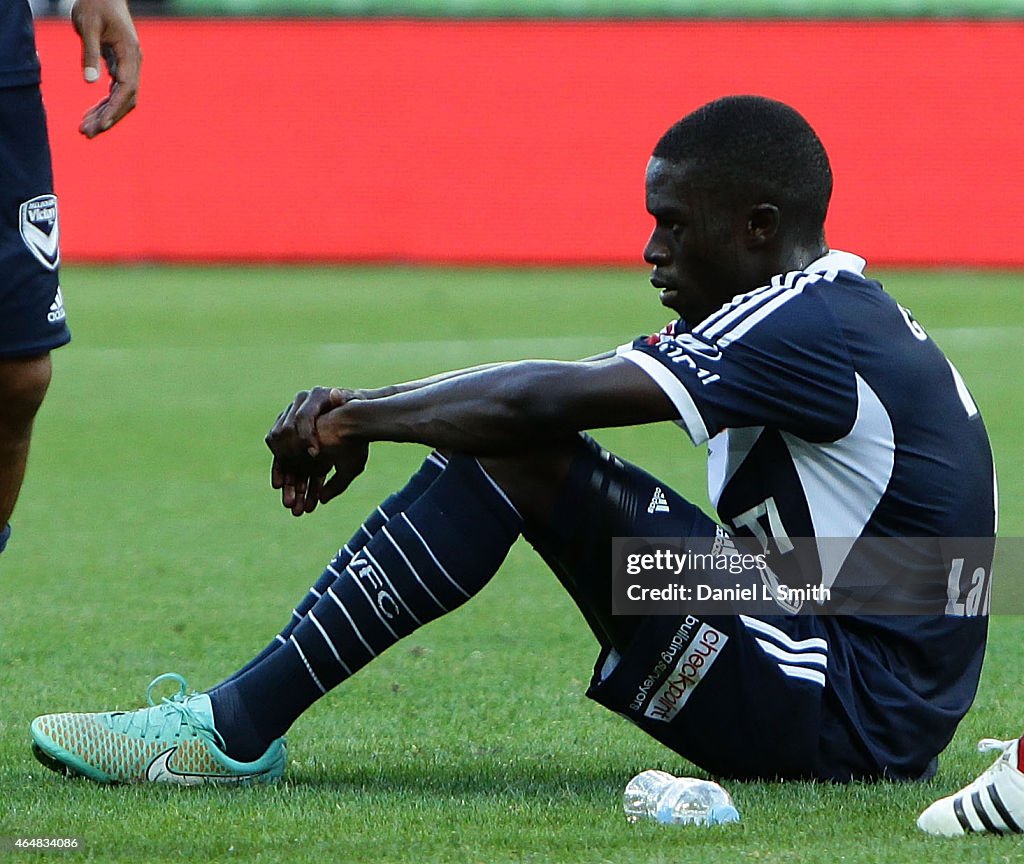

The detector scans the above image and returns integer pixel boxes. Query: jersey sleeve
[618,291,858,445]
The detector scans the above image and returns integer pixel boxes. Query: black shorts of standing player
[0,85,69,359]
[522,435,978,782]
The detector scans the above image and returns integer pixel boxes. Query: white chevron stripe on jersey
[694,251,864,345]
[695,274,798,339]
[715,280,815,348]
[739,614,828,653]
[754,638,828,669]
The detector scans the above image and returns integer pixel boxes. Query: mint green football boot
[30,673,286,785]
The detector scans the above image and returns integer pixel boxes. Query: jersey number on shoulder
[898,304,929,342]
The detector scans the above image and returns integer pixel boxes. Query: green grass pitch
[2,264,1023,862]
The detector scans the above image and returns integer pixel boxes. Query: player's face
[643,157,755,325]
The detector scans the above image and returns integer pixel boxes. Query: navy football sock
[213,453,448,689]
[209,454,522,761]
[0,523,9,554]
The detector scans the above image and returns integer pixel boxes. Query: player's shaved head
[653,95,833,240]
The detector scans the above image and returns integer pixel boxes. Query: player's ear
[746,204,780,246]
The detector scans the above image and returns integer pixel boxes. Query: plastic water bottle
[623,770,740,826]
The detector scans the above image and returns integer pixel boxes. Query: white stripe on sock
[397,513,472,600]
[381,522,451,609]
[343,561,401,640]
[362,546,423,627]
[327,586,377,658]
[474,459,523,520]
[289,635,327,694]
[307,612,353,677]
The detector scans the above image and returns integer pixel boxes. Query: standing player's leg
[0,354,53,546]
[0,85,69,554]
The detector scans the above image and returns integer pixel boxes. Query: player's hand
[313,413,370,506]
[266,387,366,515]
[71,0,141,138]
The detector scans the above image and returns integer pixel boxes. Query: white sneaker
[917,737,1024,836]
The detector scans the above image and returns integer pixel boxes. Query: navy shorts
[0,85,69,359]
[522,436,945,782]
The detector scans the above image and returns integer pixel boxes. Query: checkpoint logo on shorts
[642,621,728,723]
[19,194,60,271]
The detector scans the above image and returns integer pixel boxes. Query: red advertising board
[35,20,1024,265]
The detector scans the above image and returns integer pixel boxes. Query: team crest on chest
[19,194,60,271]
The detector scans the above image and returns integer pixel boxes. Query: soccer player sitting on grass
[31,95,996,786]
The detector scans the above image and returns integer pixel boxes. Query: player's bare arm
[264,363,523,515]
[271,351,618,461]
[323,356,675,452]
[71,0,140,138]
[266,351,621,514]
[266,356,675,515]
[350,350,615,402]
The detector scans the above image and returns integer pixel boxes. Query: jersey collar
[804,249,867,276]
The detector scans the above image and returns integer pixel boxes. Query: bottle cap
[707,804,740,825]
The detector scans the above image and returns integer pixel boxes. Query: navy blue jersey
[0,2,40,88]
[617,250,996,775]
[618,250,996,549]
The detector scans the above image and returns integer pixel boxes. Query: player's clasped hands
[266,387,369,517]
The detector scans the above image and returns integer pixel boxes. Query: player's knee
[0,353,53,427]
[478,444,577,522]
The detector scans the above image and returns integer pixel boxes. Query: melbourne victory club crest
[19,194,60,271]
